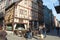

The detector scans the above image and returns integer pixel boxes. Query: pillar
[27,21,29,29]
[32,21,34,30]
[13,24,17,30]
[25,24,27,30]
[37,22,39,29]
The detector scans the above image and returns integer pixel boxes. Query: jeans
[43,31,46,38]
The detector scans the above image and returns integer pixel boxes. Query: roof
[5,0,22,11]
[5,2,16,11]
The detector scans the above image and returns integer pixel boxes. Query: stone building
[37,0,44,25]
[5,0,43,31]
[0,0,6,25]
[43,5,54,32]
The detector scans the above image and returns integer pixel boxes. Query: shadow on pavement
[46,29,60,37]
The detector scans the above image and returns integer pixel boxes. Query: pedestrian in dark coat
[0,25,7,40]
[24,28,32,40]
[56,27,59,35]
[42,27,46,38]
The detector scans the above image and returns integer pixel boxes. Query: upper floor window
[24,0,27,5]
[20,9,27,15]
[20,9,23,14]
[28,1,32,7]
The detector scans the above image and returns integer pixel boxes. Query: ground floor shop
[5,20,39,31]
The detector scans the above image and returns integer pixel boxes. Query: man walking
[56,27,59,35]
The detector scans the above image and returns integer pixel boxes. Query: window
[15,24,25,30]
[24,10,27,15]
[20,9,27,15]
[19,20,23,23]
[14,18,19,22]
[28,1,32,7]
[24,0,27,4]
[25,2,27,4]
[20,9,23,14]
[6,24,12,31]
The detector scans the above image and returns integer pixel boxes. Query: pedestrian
[24,28,32,40]
[39,25,44,40]
[56,27,59,35]
[42,27,46,38]
[0,24,7,40]
[42,23,46,38]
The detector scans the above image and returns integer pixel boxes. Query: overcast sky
[42,0,60,21]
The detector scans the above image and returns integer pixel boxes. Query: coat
[0,30,7,40]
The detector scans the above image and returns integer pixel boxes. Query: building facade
[49,10,55,29]
[6,0,21,8]
[37,0,44,30]
[0,0,6,25]
[37,0,44,25]
[43,5,54,32]
[5,0,43,31]
[54,16,59,27]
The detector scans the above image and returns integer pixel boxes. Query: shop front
[29,20,39,30]
[6,24,12,31]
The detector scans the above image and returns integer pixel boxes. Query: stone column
[13,24,17,30]
[25,24,27,30]
[37,22,39,29]
[32,21,34,30]
[27,21,29,29]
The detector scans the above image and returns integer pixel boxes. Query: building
[49,9,55,29]
[43,5,54,32]
[54,16,60,28]
[43,5,50,32]
[54,16,58,27]
[59,21,60,27]
[6,0,21,8]
[5,0,43,31]
[0,0,6,25]
[37,0,44,27]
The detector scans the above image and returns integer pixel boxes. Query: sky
[42,0,60,21]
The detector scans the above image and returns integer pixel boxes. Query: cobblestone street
[6,34,60,40]
[6,29,60,40]
[0,0,60,40]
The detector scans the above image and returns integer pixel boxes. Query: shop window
[6,24,12,31]
[15,24,25,30]
[34,21,38,30]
